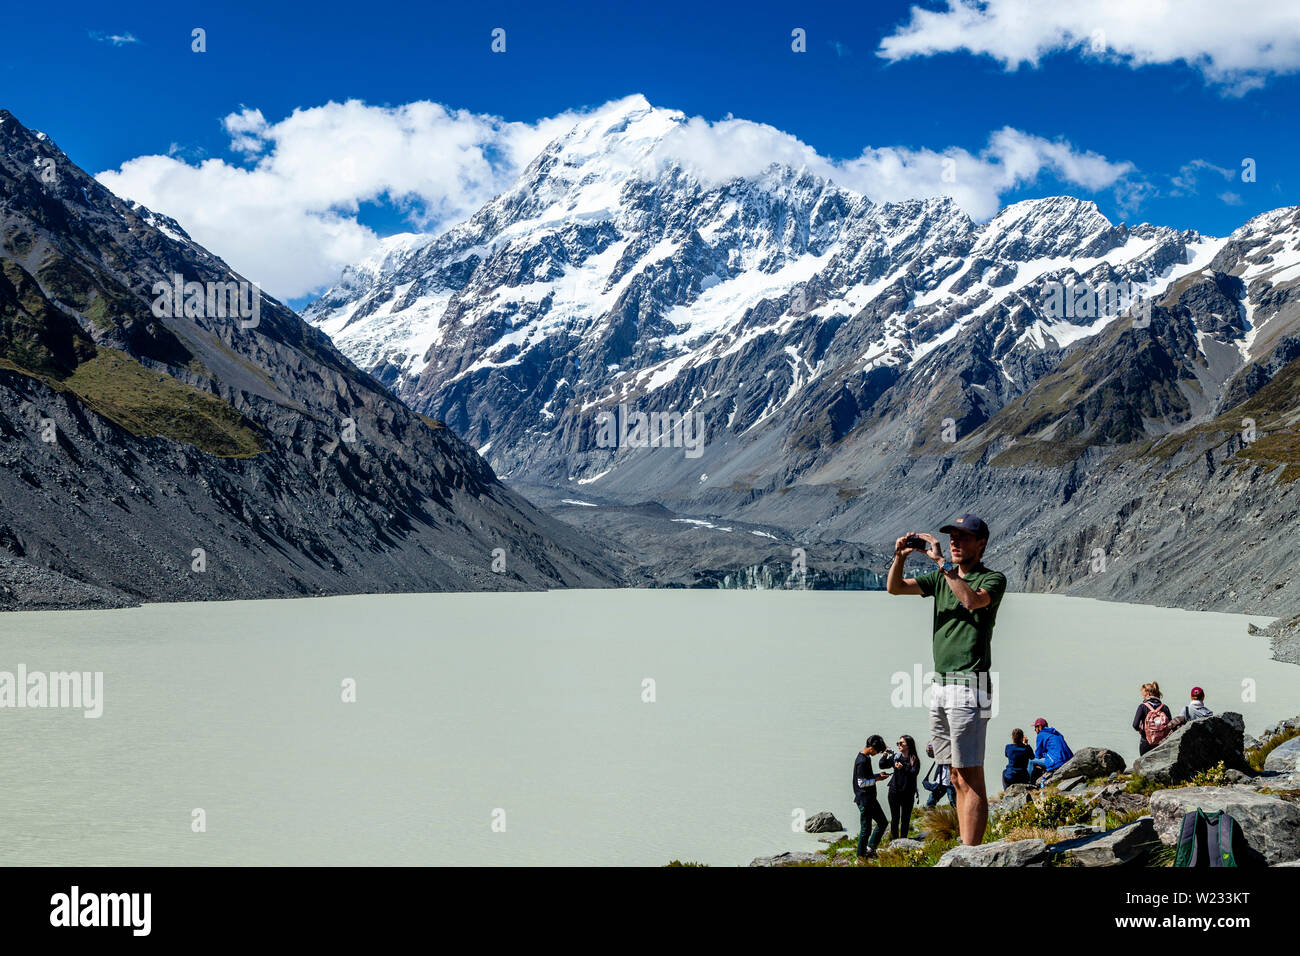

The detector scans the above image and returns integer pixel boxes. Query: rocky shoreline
[1250,614,1300,666]
[0,554,139,612]
[744,712,1300,868]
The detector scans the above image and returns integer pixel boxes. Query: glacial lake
[0,590,1291,867]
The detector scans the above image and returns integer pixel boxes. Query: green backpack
[1173,809,1248,867]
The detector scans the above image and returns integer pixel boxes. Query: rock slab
[1051,818,1161,867]
[934,839,1048,867]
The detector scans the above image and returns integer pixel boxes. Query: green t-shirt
[913,564,1007,675]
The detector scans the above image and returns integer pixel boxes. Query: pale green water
[0,590,1289,866]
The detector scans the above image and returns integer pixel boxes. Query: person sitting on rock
[1002,728,1034,788]
[1182,686,1213,721]
[853,734,891,861]
[1027,717,1074,787]
[1133,681,1174,755]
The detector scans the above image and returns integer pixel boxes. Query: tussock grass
[1247,726,1300,771]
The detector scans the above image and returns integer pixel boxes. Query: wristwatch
[940,559,957,574]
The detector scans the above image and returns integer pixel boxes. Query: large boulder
[1050,818,1161,867]
[804,811,844,833]
[1053,747,1127,781]
[934,839,1048,867]
[1149,786,1300,866]
[1263,737,1300,774]
[1132,712,1249,784]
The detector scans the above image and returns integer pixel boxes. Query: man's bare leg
[952,766,987,845]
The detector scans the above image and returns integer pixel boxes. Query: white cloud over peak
[638,112,1132,221]
[97,97,1136,300]
[98,100,581,298]
[878,0,1300,93]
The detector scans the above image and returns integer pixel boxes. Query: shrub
[1190,761,1231,787]
[998,793,1092,831]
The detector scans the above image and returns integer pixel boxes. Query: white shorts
[929,682,991,769]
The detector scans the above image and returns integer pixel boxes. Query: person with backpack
[1133,681,1174,755]
[921,741,957,808]
[887,734,921,839]
[853,734,891,861]
[1182,686,1213,721]
[1002,728,1034,788]
[1027,718,1073,787]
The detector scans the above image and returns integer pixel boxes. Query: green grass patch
[1247,726,1300,772]
[62,349,265,457]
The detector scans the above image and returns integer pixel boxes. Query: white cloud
[878,0,1300,93]
[90,31,140,47]
[647,116,1133,221]
[97,97,1136,300]
[1170,158,1235,195]
[97,100,581,298]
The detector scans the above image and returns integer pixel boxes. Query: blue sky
[5,0,1299,303]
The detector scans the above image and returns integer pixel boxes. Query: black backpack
[1173,809,1248,867]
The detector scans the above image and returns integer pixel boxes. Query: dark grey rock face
[1149,787,1300,866]
[0,109,621,605]
[1132,713,1250,785]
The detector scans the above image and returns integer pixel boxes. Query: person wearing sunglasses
[887,734,921,840]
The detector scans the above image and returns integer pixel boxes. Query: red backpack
[1143,700,1172,746]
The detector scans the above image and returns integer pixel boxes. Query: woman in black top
[887,734,921,840]
[1002,728,1034,787]
[1133,681,1173,755]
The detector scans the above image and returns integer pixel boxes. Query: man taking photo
[885,515,1007,846]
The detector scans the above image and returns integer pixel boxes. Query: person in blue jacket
[1027,717,1073,787]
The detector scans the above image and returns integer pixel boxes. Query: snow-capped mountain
[304,96,1300,541]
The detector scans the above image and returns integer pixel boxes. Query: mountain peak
[545,95,685,168]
